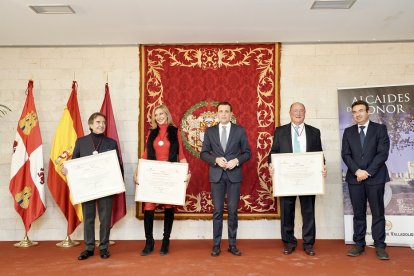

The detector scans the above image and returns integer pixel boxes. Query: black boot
[141,210,155,256]
[160,208,174,256]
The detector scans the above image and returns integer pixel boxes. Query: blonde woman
[134,105,190,256]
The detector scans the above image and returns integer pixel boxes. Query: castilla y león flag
[100,83,126,227]
[9,80,46,232]
[47,81,84,234]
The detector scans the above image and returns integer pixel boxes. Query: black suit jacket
[341,121,390,185]
[200,123,251,183]
[268,123,323,160]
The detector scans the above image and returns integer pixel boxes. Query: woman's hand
[133,166,139,184]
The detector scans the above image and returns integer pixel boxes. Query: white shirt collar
[219,122,231,128]
[291,123,305,129]
[358,121,369,128]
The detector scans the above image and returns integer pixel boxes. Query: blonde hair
[151,104,174,129]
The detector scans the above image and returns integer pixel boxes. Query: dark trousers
[211,172,241,247]
[280,195,316,248]
[348,182,386,248]
[82,195,113,251]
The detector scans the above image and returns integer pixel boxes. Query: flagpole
[14,233,38,248]
[56,235,80,248]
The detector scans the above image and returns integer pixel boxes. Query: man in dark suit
[201,102,251,257]
[341,100,390,260]
[71,112,121,260]
[268,102,327,256]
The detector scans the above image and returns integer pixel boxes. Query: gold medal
[158,140,164,146]
[92,150,98,155]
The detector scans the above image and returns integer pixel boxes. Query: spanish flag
[47,81,83,235]
[9,80,46,231]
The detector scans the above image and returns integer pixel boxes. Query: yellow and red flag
[47,81,84,234]
[100,83,126,227]
[9,80,46,232]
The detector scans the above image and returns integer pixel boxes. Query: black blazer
[341,121,390,185]
[73,133,119,159]
[268,123,323,161]
[200,123,251,183]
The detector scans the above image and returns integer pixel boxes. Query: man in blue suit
[342,100,390,260]
[201,102,251,257]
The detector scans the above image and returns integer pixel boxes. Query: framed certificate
[271,152,325,196]
[64,150,125,204]
[135,159,188,206]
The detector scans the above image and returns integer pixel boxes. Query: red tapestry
[138,44,281,219]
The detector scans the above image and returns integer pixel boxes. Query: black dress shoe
[347,245,365,257]
[375,247,390,260]
[228,246,242,256]
[78,250,94,260]
[100,249,110,259]
[304,247,315,256]
[211,245,221,257]
[283,245,295,255]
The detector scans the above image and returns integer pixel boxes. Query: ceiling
[1,0,414,46]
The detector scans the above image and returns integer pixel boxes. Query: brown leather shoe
[304,247,315,256]
[283,245,295,255]
[211,245,221,257]
[228,246,242,256]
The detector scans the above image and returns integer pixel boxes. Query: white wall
[1,43,413,242]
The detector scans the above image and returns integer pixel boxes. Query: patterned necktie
[359,126,366,147]
[221,126,227,152]
[293,125,300,153]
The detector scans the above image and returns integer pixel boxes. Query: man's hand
[226,158,239,170]
[61,166,68,176]
[215,157,228,169]
[355,169,369,182]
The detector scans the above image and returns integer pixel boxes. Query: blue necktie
[359,126,365,147]
[293,126,300,153]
